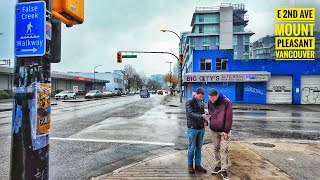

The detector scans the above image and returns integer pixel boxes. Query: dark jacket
[208,93,233,133]
[185,97,208,129]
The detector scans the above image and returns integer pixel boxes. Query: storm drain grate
[253,142,275,148]
[168,105,179,107]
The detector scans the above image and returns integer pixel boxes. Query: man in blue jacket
[185,87,210,174]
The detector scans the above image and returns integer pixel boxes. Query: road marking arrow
[21,47,37,53]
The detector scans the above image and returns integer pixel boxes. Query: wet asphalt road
[0,95,320,179]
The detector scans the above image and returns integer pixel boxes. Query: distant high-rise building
[150,74,165,87]
[250,32,320,59]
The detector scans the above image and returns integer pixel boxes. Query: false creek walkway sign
[15,1,46,57]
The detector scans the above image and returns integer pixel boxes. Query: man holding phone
[207,88,233,180]
[185,87,210,174]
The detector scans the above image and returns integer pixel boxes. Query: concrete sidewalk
[95,141,294,180]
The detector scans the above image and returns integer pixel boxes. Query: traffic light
[179,53,184,64]
[52,0,84,27]
[117,52,122,63]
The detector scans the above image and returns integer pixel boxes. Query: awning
[183,71,271,83]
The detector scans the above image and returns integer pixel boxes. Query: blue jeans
[187,128,205,166]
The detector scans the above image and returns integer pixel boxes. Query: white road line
[50,137,175,146]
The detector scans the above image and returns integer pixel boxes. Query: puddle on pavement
[253,142,276,148]
[165,112,185,115]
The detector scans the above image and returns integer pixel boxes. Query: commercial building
[0,66,106,95]
[67,70,124,92]
[181,3,320,105]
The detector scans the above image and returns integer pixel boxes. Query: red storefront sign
[74,76,89,81]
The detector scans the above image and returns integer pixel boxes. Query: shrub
[0,90,9,99]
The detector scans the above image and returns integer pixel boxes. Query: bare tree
[123,65,137,91]
[133,73,143,90]
[139,72,148,85]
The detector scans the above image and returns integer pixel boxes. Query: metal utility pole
[93,65,102,90]
[10,0,53,179]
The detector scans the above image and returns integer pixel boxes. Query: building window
[200,59,212,71]
[203,45,209,50]
[189,37,195,46]
[199,15,204,22]
[244,45,250,54]
[202,36,209,45]
[243,35,250,44]
[202,36,209,50]
[216,58,227,71]
[233,35,237,45]
[199,25,204,33]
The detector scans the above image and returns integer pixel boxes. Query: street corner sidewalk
[95,141,293,180]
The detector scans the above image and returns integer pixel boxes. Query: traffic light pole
[10,0,53,179]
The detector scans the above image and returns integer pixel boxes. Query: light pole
[161,29,183,102]
[165,61,173,85]
[93,65,102,90]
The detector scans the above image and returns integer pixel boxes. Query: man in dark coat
[185,87,210,174]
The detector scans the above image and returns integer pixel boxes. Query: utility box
[52,0,84,25]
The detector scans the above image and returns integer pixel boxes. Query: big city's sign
[184,73,270,82]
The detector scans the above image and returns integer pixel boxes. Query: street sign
[122,55,137,58]
[15,1,46,57]
[73,86,78,93]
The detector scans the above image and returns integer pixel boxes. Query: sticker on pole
[15,1,46,57]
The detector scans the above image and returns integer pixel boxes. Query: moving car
[157,90,163,95]
[55,91,76,100]
[140,90,150,98]
[85,90,102,99]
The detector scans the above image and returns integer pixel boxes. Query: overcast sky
[0,0,319,76]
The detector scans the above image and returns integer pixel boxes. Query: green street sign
[122,55,137,58]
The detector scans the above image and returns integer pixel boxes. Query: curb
[93,150,178,180]
[0,103,58,112]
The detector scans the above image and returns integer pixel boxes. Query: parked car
[115,90,122,96]
[150,90,156,94]
[102,91,115,97]
[128,91,135,95]
[85,90,102,98]
[55,91,76,100]
[157,90,163,95]
[122,91,128,95]
[140,90,150,98]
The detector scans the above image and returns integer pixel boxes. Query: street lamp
[165,61,173,86]
[166,61,173,96]
[161,29,183,103]
[93,65,102,90]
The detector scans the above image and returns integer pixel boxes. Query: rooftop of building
[191,3,247,26]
